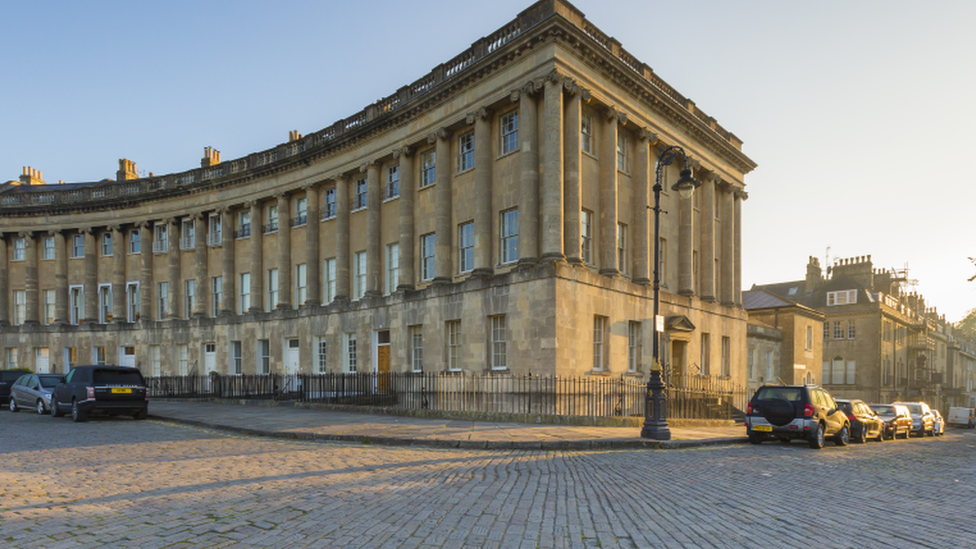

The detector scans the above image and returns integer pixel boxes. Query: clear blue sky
[3,0,975,321]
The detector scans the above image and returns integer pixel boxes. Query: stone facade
[754,255,976,411]
[0,0,755,383]
[745,322,782,397]
[743,289,825,392]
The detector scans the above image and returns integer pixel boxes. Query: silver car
[8,374,60,414]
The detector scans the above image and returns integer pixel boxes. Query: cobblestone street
[2,412,975,548]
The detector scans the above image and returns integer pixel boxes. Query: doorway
[376,330,390,392]
[35,348,50,374]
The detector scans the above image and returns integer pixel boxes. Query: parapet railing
[1,1,738,211]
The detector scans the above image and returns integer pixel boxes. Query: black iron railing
[146,372,746,420]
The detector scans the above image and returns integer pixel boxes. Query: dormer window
[827,290,857,306]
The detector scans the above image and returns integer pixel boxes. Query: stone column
[678,167,695,296]
[720,184,735,307]
[54,231,68,324]
[517,84,539,266]
[365,162,382,296]
[433,129,452,283]
[167,218,180,319]
[600,108,623,276]
[304,186,320,306]
[194,213,209,317]
[111,225,125,322]
[541,73,565,262]
[276,193,291,308]
[470,109,493,276]
[24,232,39,324]
[632,131,651,285]
[563,84,585,265]
[396,148,415,291]
[140,222,153,321]
[248,201,263,313]
[734,189,747,307]
[220,207,236,315]
[700,175,716,302]
[0,234,7,326]
[83,228,97,323]
[335,176,350,301]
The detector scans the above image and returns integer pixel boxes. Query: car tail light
[86,386,94,399]
[803,403,815,417]
[847,413,857,422]
[746,402,753,414]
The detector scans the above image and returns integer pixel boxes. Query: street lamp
[641,145,699,440]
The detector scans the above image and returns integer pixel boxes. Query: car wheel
[71,400,87,423]
[834,425,850,446]
[857,425,867,444]
[133,408,148,420]
[51,398,64,418]
[36,400,45,415]
[808,423,825,449]
[9,398,18,413]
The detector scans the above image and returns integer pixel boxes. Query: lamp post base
[640,370,671,440]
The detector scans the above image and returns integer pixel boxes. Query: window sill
[418,183,436,192]
[351,207,366,214]
[320,216,335,223]
[456,167,474,176]
[588,370,611,377]
[496,149,519,161]
[582,149,597,161]
[383,196,399,204]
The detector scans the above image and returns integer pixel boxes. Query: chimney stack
[117,159,139,181]
[289,130,303,142]
[201,147,221,168]
[18,166,46,186]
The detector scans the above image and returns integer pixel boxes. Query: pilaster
[220,207,236,315]
[700,175,717,302]
[365,162,382,297]
[600,107,624,276]
[111,225,126,323]
[54,230,68,324]
[469,109,493,276]
[139,222,153,321]
[193,213,209,317]
[23,231,39,324]
[83,227,97,323]
[0,234,7,326]
[433,129,453,283]
[541,72,565,262]
[248,201,263,313]
[167,218,180,319]
[720,183,735,307]
[276,193,291,309]
[563,82,588,266]
[396,148,416,291]
[335,175,350,302]
[516,83,539,266]
[734,189,747,307]
[632,129,652,285]
[303,187,321,306]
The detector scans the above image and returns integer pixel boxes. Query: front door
[204,344,216,373]
[376,330,390,392]
[284,339,300,375]
[120,346,136,368]
[35,348,50,374]
[670,340,687,387]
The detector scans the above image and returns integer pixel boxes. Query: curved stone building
[0,0,755,381]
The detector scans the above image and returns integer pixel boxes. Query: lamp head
[672,168,700,199]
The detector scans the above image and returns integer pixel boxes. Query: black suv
[1,369,28,405]
[50,365,149,422]
[745,385,850,449]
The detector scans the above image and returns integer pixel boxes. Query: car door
[53,369,75,408]
[821,390,844,435]
[10,376,25,406]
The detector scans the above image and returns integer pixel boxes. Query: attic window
[827,290,857,306]
[788,287,798,296]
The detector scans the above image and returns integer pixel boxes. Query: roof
[743,289,794,310]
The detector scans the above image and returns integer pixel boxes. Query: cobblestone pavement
[2,411,975,549]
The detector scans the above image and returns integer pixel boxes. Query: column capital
[734,189,749,201]
[273,191,287,200]
[465,107,493,124]
[18,230,34,239]
[426,128,449,144]
[545,69,565,85]
[80,226,94,235]
[165,217,177,226]
[46,229,59,237]
[604,106,627,125]
[359,160,379,174]
[218,205,234,215]
[392,146,413,159]
[637,128,658,144]
[244,199,260,209]
[137,220,151,230]
[108,224,122,234]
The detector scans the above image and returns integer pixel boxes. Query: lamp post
[640,145,699,440]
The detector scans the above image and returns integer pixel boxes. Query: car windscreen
[872,405,894,415]
[0,371,24,381]
[903,404,921,414]
[755,387,802,402]
[93,370,145,386]
[37,376,60,388]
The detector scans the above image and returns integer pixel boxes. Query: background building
[744,289,825,394]
[0,0,754,385]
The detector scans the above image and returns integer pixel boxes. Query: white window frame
[69,285,84,325]
[593,316,607,372]
[500,209,519,264]
[181,219,195,249]
[616,133,628,171]
[322,189,336,220]
[410,326,423,373]
[153,224,168,253]
[208,213,222,246]
[267,268,278,310]
[237,210,251,238]
[266,204,280,232]
[500,111,518,155]
[345,333,358,373]
[230,341,242,375]
[490,315,507,370]
[239,273,251,313]
[701,332,711,376]
[386,166,400,200]
[71,234,84,258]
[827,289,858,306]
[420,150,436,188]
[458,222,474,273]
[211,276,222,316]
[129,229,141,254]
[295,263,307,306]
[42,289,55,325]
[324,258,336,303]
[457,131,474,172]
[126,281,140,322]
[421,233,435,281]
[315,336,328,374]
[13,290,26,326]
[581,210,593,264]
[41,236,54,260]
[628,321,641,373]
[157,282,169,319]
[177,345,188,376]
[617,223,627,274]
[13,237,26,261]
[353,179,367,211]
[98,283,113,324]
[101,232,113,256]
[185,279,196,319]
[258,339,271,375]
[447,320,462,371]
[581,113,593,154]
[294,196,307,226]
[150,345,161,377]
[94,346,107,366]
[353,251,367,300]
[386,244,399,295]
[5,348,17,369]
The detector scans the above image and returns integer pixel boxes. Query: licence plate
[111,388,132,394]
[752,425,772,432]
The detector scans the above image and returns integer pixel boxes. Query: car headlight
[43,393,51,402]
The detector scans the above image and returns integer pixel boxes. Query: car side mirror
[59,376,66,384]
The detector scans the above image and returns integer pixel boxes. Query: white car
[932,410,946,436]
